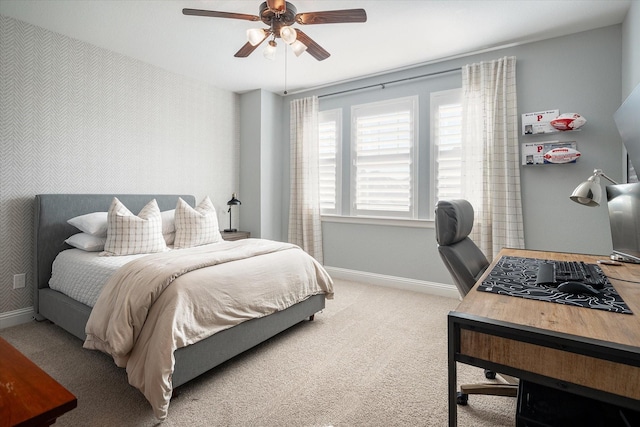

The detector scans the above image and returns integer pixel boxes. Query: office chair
[435,199,518,405]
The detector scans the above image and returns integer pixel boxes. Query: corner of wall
[622,0,640,96]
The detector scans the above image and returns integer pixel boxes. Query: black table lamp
[224,193,241,232]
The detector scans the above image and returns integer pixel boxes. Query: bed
[33,193,332,420]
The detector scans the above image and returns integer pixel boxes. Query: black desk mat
[478,256,632,314]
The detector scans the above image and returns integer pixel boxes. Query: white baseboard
[0,307,34,330]
[324,266,461,300]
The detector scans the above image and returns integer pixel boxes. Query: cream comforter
[84,239,333,420]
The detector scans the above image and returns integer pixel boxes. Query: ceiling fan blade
[234,34,268,58]
[295,30,330,61]
[295,9,367,25]
[182,8,260,22]
[266,0,286,13]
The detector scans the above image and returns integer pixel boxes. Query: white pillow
[164,231,176,246]
[101,198,167,256]
[65,233,106,252]
[67,212,108,237]
[174,196,222,249]
[161,209,175,234]
[161,209,176,245]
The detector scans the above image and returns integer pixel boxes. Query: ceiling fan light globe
[280,26,297,44]
[291,40,307,56]
[247,28,266,46]
[263,40,277,60]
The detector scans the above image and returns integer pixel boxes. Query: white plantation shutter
[351,97,418,218]
[318,109,341,214]
[432,89,463,201]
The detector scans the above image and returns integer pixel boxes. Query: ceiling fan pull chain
[284,46,288,95]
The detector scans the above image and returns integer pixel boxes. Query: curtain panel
[461,56,525,258]
[288,96,324,263]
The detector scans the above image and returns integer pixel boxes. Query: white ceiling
[0,1,631,94]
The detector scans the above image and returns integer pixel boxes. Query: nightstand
[221,231,250,241]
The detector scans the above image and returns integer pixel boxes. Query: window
[351,96,418,218]
[318,90,460,221]
[431,89,463,202]
[318,109,342,214]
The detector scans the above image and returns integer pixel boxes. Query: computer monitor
[606,182,640,263]
[613,83,640,182]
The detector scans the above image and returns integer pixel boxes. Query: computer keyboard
[535,260,607,289]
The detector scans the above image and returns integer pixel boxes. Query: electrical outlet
[13,273,26,289]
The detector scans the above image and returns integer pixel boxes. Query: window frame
[317,88,462,224]
[349,96,419,219]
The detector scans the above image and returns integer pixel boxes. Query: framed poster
[522,141,579,165]
[522,110,559,135]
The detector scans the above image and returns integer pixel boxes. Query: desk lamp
[569,169,618,207]
[224,193,241,232]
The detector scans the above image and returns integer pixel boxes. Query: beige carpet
[0,280,516,426]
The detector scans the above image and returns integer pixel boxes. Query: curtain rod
[318,67,462,99]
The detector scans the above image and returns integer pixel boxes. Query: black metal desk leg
[448,317,458,427]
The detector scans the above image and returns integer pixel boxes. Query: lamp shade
[570,176,602,206]
[263,40,277,60]
[280,26,297,44]
[290,40,307,57]
[227,193,241,206]
[247,28,267,46]
[569,169,618,207]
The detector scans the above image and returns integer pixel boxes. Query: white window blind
[318,109,341,214]
[352,97,418,218]
[432,89,463,202]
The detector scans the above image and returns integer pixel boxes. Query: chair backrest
[435,199,489,296]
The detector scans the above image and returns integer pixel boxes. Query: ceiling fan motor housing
[259,1,297,36]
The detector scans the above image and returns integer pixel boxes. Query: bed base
[34,194,325,391]
[38,288,92,340]
[39,287,324,389]
[172,293,324,387]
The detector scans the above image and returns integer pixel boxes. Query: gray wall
[282,24,627,285]
[260,91,285,241]
[622,1,640,97]
[0,15,240,317]
[239,90,263,235]
[239,89,284,240]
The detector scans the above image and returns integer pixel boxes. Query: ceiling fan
[182,0,367,61]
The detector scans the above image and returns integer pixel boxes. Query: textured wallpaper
[0,15,240,315]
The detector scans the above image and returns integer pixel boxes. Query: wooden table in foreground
[0,336,77,427]
[448,248,640,427]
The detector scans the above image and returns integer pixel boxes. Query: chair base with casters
[434,199,519,405]
[457,372,519,405]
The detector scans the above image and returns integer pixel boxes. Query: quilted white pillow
[101,198,167,256]
[67,212,108,237]
[174,196,222,249]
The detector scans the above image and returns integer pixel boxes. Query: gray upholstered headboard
[33,194,195,307]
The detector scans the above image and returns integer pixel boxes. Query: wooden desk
[0,337,77,426]
[448,248,640,427]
